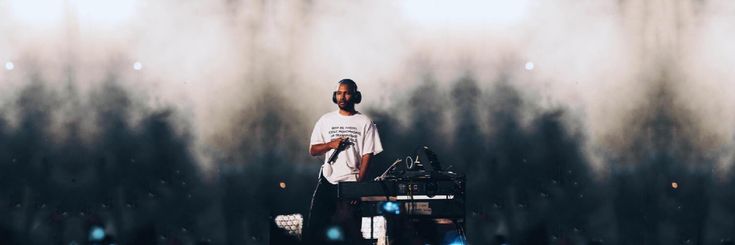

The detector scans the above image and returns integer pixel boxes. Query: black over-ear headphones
[332,79,362,104]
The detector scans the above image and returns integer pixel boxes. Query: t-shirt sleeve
[361,122,383,156]
[310,119,325,146]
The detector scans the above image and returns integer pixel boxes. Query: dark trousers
[304,175,363,245]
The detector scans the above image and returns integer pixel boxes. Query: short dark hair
[338,79,358,92]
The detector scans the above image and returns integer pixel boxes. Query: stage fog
[2,0,735,244]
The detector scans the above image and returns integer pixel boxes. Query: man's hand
[357,153,373,182]
[327,138,344,150]
[309,138,346,156]
[356,173,365,183]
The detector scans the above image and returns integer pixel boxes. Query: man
[305,79,383,244]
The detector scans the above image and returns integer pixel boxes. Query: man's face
[335,83,355,110]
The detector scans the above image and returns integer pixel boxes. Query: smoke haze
[2,0,735,244]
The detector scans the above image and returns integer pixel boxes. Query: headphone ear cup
[332,91,338,104]
[354,91,362,104]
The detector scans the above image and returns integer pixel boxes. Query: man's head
[332,79,362,110]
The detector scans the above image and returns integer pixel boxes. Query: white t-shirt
[310,110,383,184]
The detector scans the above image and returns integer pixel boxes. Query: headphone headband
[338,79,358,92]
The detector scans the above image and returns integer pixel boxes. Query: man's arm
[357,153,373,182]
[309,138,344,156]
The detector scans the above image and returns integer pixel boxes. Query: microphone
[323,138,350,178]
[327,138,350,164]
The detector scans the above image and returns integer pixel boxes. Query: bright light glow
[133,62,143,70]
[274,214,303,237]
[361,216,386,239]
[5,62,14,71]
[443,230,466,245]
[525,62,535,71]
[5,0,138,28]
[400,0,530,28]
[381,201,400,215]
[671,182,678,189]
[326,226,343,241]
[89,226,105,241]
[71,0,139,27]
[5,0,65,27]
